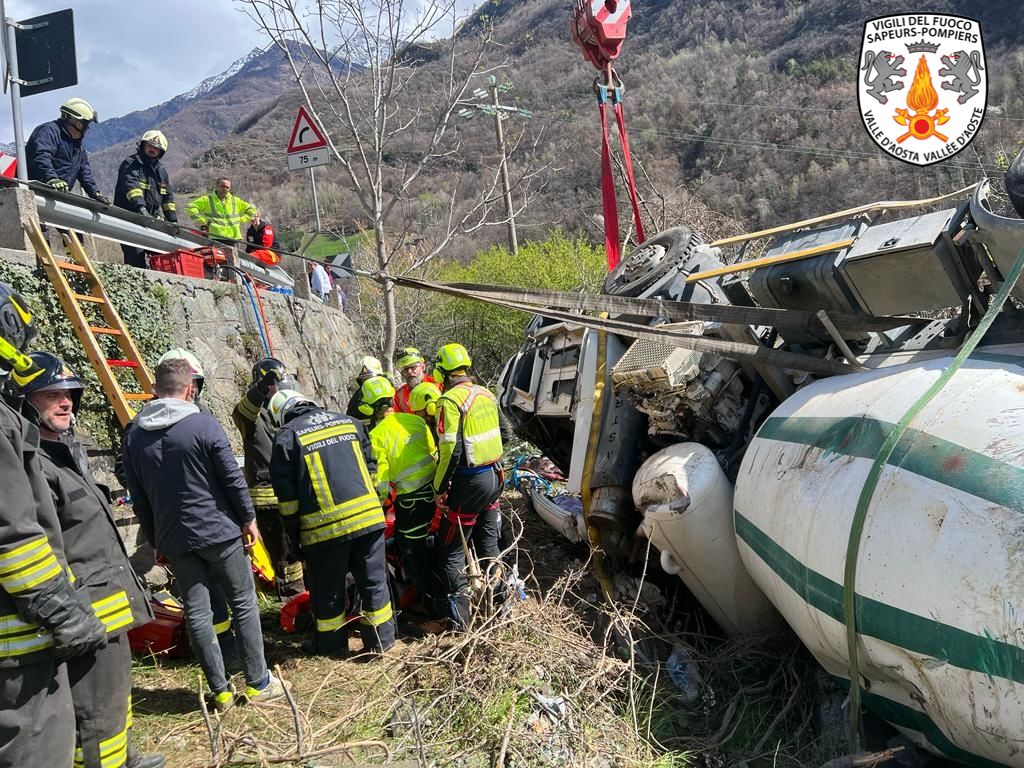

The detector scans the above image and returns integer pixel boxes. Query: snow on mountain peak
[180,46,267,102]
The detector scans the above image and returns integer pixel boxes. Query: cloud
[0,0,267,142]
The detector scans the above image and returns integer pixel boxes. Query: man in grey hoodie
[121,359,286,711]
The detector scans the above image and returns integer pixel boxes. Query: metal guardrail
[1,177,295,289]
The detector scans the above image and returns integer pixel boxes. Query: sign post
[1,6,78,180]
[286,105,331,232]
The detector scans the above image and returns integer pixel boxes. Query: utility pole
[456,77,532,256]
[490,82,518,255]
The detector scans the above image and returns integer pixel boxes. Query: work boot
[126,744,166,768]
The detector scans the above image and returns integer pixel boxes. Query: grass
[127,492,854,768]
[299,232,364,262]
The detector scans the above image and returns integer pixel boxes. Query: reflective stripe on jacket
[433,381,503,493]
[114,152,177,222]
[369,412,437,498]
[185,192,258,240]
[0,402,71,666]
[231,383,277,491]
[270,406,385,550]
[39,436,152,637]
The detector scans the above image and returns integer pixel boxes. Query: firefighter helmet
[408,380,442,417]
[140,129,168,156]
[158,348,205,397]
[15,352,85,426]
[60,97,98,124]
[268,388,316,427]
[395,347,425,370]
[252,357,287,383]
[358,375,395,416]
[359,355,383,377]
[433,343,472,381]
[0,282,36,355]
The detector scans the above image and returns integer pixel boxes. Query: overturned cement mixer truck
[499,179,1024,766]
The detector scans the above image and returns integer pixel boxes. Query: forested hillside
[169,0,1024,258]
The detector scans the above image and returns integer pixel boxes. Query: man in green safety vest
[185,177,259,243]
[431,343,507,629]
[362,376,439,613]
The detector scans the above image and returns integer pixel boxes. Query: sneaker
[210,687,236,713]
[245,672,290,705]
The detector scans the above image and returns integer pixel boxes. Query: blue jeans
[169,538,268,693]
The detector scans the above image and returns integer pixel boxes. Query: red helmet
[261,224,275,248]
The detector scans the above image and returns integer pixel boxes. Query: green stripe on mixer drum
[757,416,1024,515]
[734,511,1024,685]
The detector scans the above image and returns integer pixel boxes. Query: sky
[0,0,268,143]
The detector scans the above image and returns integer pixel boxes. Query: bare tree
[242,0,545,366]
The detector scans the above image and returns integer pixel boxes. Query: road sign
[287,147,330,171]
[286,105,328,153]
[14,9,78,98]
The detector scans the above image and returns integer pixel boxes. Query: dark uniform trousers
[252,495,305,598]
[0,656,74,768]
[307,529,395,655]
[394,484,437,610]
[434,465,503,626]
[68,635,132,768]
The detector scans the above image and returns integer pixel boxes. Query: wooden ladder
[25,222,153,428]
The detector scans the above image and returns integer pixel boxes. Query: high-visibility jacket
[369,412,437,498]
[269,405,385,550]
[38,436,152,637]
[232,383,278,506]
[433,380,504,493]
[186,192,258,241]
[393,375,438,414]
[0,401,72,667]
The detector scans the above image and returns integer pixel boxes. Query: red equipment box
[149,249,206,279]
[128,593,191,658]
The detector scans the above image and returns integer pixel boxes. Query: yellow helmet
[141,130,168,154]
[408,380,442,417]
[60,97,98,123]
[358,375,396,416]
[433,343,472,381]
[395,346,425,370]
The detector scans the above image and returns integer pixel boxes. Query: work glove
[134,207,152,218]
[257,367,282,396]
[24,578,107,660]
[91,192,112,206]
[165,213,178,224]
[46,178,69,192]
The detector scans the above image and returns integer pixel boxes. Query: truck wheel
[602,226,704,298]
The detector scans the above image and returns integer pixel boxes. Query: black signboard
[15,9,77,98]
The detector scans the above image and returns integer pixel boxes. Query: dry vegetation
[128,493,859,768]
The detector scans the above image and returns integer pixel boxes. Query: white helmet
[158,348,205,397]
[268,388,317,427]
[60,97,98,124]
[140,129,168,155]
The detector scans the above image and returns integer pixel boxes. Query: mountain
[86,44,306,191]
[82,0,1024,257]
